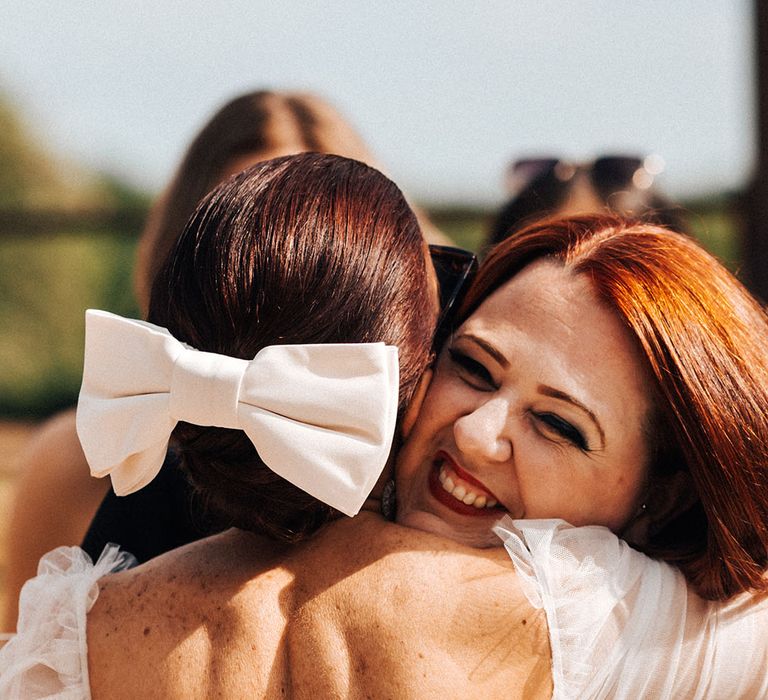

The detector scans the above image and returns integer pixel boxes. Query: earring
[381,479,396,521]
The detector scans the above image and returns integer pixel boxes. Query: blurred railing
[0,200,744,419]
[0,207,146,238]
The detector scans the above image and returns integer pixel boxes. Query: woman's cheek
[436,370,480,409]
[418,375,462,424]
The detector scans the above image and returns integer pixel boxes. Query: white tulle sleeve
[0,545,136,699]
[493,517,768,700]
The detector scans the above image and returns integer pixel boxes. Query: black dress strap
[81,450,222,563]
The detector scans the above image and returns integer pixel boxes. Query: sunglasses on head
[428,244,478,352]
[505,155,665,200]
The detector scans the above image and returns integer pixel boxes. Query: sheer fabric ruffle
[0,545,135,699]
[494,517,768,700]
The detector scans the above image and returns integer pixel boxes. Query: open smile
[427,450,504,517]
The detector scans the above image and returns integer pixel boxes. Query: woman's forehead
[468,261,595,334]
[463,260,653,423]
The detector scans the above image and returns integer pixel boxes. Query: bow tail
[90,440,171,496]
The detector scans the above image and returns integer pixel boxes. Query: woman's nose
[453,398,512,463]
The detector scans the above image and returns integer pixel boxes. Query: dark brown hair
[462,214,768,600]
[148,153,434,542]
[135,90,376,311]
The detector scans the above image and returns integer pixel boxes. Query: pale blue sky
[2,1,754,205]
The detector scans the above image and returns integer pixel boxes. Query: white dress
[493,517,768,699]
[1,521,767,699]
[0,545,134,699]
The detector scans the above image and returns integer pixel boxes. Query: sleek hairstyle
[135,90,376,310]
[461,214,768,601]
[148,153,435,542]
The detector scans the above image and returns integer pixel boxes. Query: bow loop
[239,343,399,511]
[241,344,395,443]
[76,310,400,516]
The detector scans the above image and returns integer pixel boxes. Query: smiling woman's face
[395,259,653,547]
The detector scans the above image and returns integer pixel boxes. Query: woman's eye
[534,412,588,451]
[448,348,497,389]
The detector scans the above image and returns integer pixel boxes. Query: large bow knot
[76,310,399,516]
[169,348,247,429]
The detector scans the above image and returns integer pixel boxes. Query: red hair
[462,214,768,601]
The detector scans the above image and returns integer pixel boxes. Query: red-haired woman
[396,213,768,696]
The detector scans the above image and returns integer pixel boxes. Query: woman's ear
[623,470,699,547]
[401,369,433,439]
[647,469,700,535]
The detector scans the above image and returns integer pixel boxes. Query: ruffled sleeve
[493,517,690,700]
[0,545,135,699]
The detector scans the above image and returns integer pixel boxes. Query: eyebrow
[538,385,606,448]
[460,333,510,369]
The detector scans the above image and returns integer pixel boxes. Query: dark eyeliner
[448,347,497,388]
[535,412,589,451]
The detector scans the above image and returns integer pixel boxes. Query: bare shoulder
[3,409,108,631]
[11,407,105,515]
[87,530,292,700]
[283,515,552,699]
[87,541,213,700]
[16,409,88,481]
[86,518,552,698]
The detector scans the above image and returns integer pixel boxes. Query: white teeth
[438,466,497,509]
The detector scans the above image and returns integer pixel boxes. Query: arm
[2,409,109,632]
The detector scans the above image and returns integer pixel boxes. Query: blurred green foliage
[683,197,743,270]
[0,230,140,417]
[0,89,149,417]
[430,207,491,253]
[0,97,59,207]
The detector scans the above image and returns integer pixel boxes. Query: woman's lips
[427,451,504,517]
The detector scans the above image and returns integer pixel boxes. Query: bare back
[87,513,551,698]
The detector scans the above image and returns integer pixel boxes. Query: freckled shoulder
[281,515,553,699]
[86,518,552,698]
[87,531,293,699]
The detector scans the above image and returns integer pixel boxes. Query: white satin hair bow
[76,309,399,517]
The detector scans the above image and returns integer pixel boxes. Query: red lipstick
[427,451,503,517]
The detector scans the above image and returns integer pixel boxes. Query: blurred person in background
[1,89,450,632]
[486,154,686,248]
